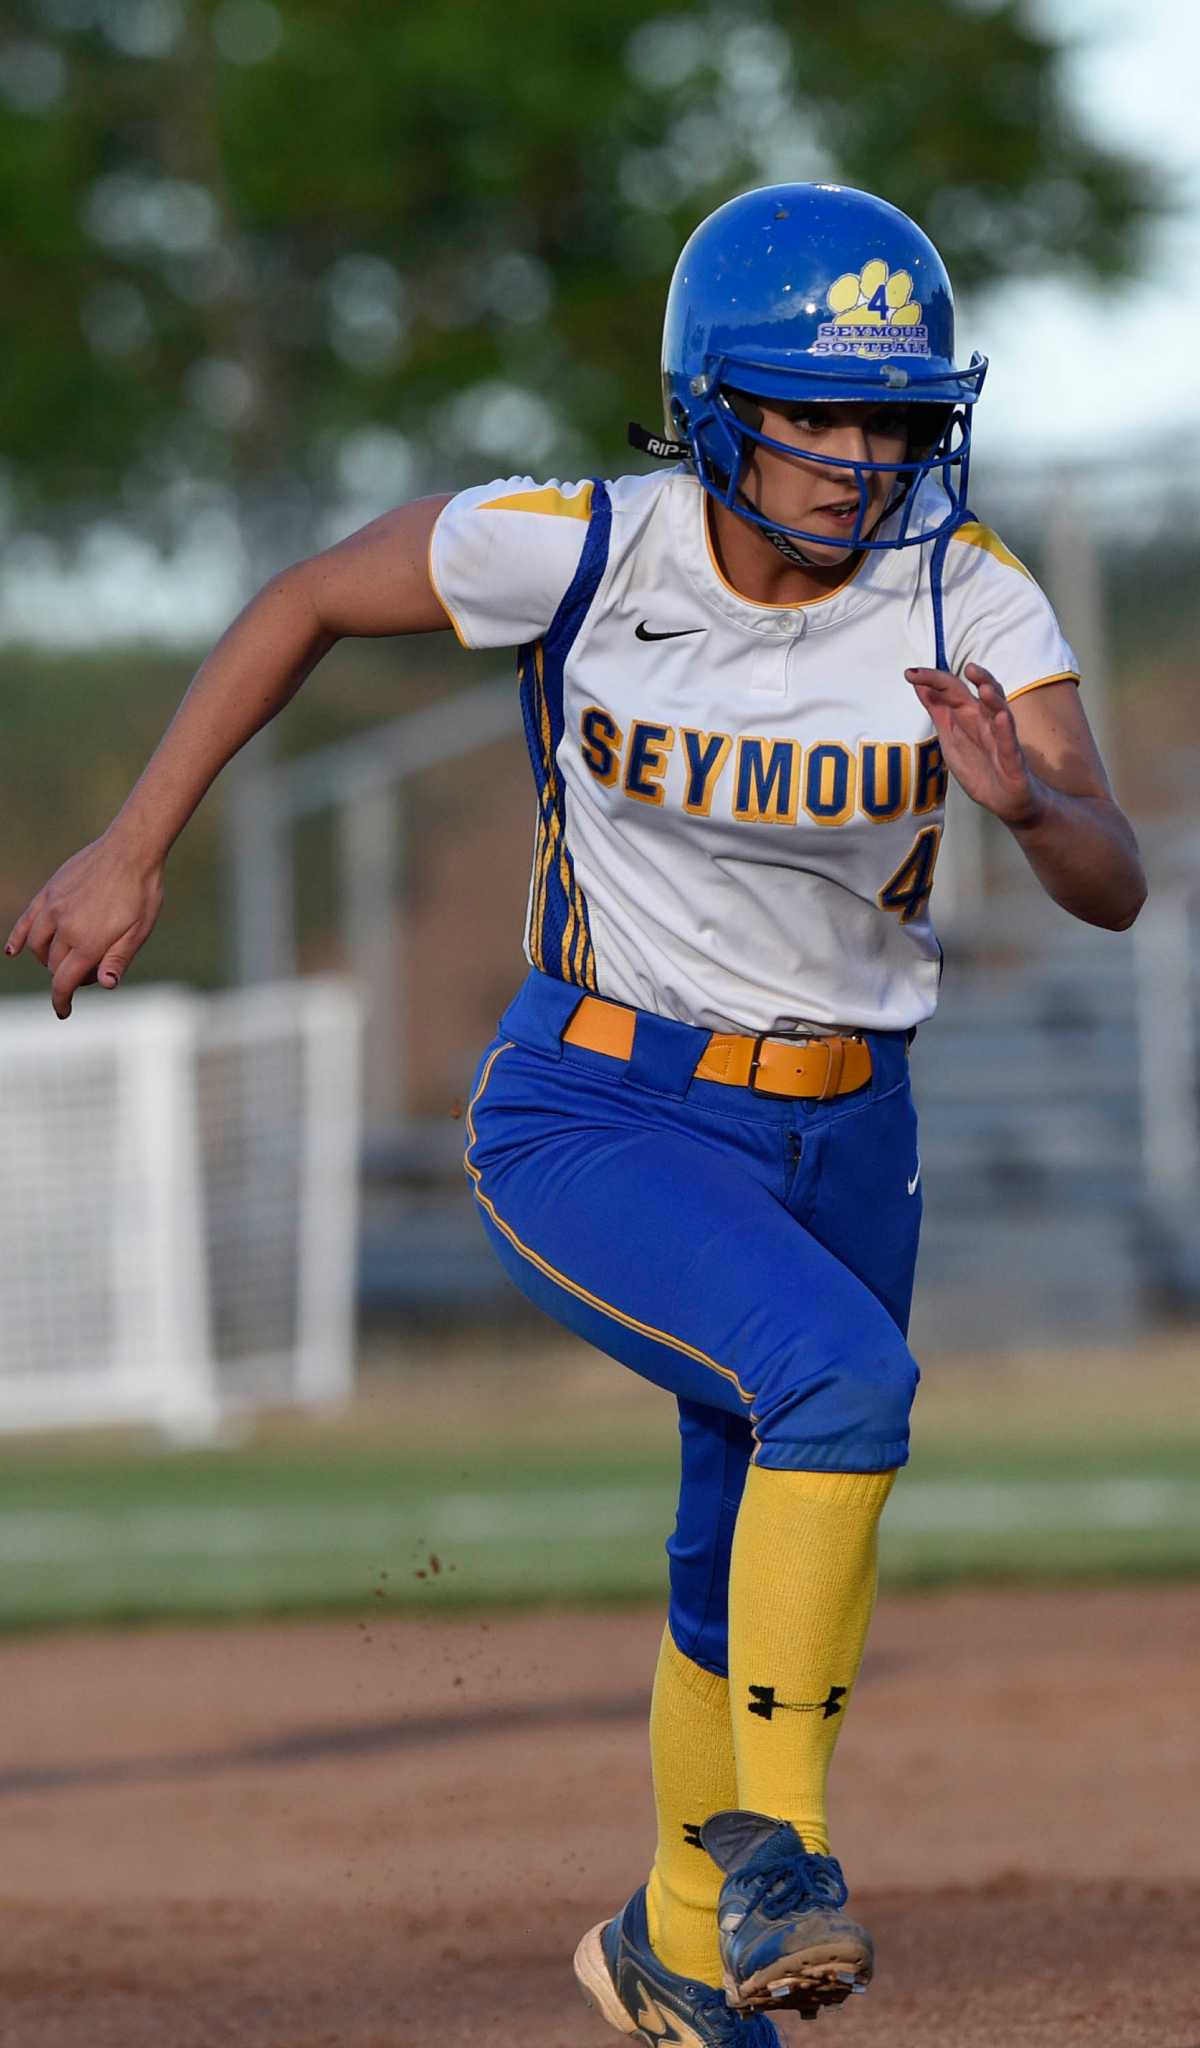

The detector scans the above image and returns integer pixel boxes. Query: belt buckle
[815,1037,845,1101]
[745,1034,768,1093]
[747,1033,835,1100]
[747,1033,856,1101]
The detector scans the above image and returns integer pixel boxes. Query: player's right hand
[4,834,165,1020]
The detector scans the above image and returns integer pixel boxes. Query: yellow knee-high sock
[728,1466,897,1854]
[645,1624,738,1986]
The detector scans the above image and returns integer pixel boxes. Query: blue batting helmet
[660,182,987,555]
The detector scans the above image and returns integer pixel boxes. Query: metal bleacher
[908,915,1152,1350]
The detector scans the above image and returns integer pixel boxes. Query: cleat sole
[574,1922,646,2042]
[724,1953,872,2017]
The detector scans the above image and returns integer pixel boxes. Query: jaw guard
[686,374,985,556]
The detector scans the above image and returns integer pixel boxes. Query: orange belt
[562,996,873,1101]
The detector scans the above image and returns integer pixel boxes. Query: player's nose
[817,424,872,473]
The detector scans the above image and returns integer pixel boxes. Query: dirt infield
[3,1585,1198,2047]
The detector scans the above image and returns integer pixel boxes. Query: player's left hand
[904,662,1045,827]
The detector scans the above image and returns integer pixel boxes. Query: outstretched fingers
[964,664,1007,714]
[905,662,1002,703]
[4,897,44,961]
[50,946,98,1022]
[905,665,967,708]
[6,899,142,1016]
[964,666,1025,766]
[906,664,1017,748]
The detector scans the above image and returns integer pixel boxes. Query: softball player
[7,183,1144,2046]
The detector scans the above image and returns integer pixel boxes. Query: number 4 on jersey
[878,824,942,924]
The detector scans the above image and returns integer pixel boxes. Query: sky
[1,0,1195,646]
[970,0,1199,464]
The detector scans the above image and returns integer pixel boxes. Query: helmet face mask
[661,183,987,558]
[694,386,974,557]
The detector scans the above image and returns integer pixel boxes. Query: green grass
[2,1403,1199,1633]
[0,1438,679,1629]
[886,1437,1200,1583]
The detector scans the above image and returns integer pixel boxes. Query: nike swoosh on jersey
[907,1158,921,1195]
[635,621,705,641]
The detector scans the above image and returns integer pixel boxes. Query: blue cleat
[574,1883,784,2046]
[699,1810,873,2018]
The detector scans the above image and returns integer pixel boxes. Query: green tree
[2,0,1153,556]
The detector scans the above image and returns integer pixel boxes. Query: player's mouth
[808,496,865,527]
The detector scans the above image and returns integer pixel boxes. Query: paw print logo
[826,260,922,329]
[812,260,930,361]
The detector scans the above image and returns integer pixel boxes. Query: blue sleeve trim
[543,479,613,666]
[516,480,613,991]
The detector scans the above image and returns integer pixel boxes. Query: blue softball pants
[464,968,922,1677]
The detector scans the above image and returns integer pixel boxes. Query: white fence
[0,978,361,1439]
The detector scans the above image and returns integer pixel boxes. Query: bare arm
[90,493,453,863]
[6,494,453,1016]
[1003,676,1146,928]
[905,666,1146,930]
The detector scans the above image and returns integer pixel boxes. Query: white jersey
[429,467,1078,1036]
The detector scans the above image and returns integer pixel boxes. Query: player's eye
[773,406,829,433]
[866,406,908,437]
[905,404,955,451]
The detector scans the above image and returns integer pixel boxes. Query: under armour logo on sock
[748,1682,847,1721]
[682,1822,705,1849]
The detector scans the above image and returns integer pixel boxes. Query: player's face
[741,401,909,562]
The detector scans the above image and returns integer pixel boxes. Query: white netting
[0,979,360,1437]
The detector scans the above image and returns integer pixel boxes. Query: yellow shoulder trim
[950,520,1033,582]
[479,482,594,521]
[1006,670,1080,702]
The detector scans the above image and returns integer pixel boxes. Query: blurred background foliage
[0,0,1196,1642]
[3,0,1154,564]
[0,0,1177,1005]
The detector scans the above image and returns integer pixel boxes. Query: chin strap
[928,505,974,671]
[628,420,690,461]
[629,418,916,573]
[630,420,970,666]
[929,527,952,672]
[629,423,834,567]
[759,524,823,567]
